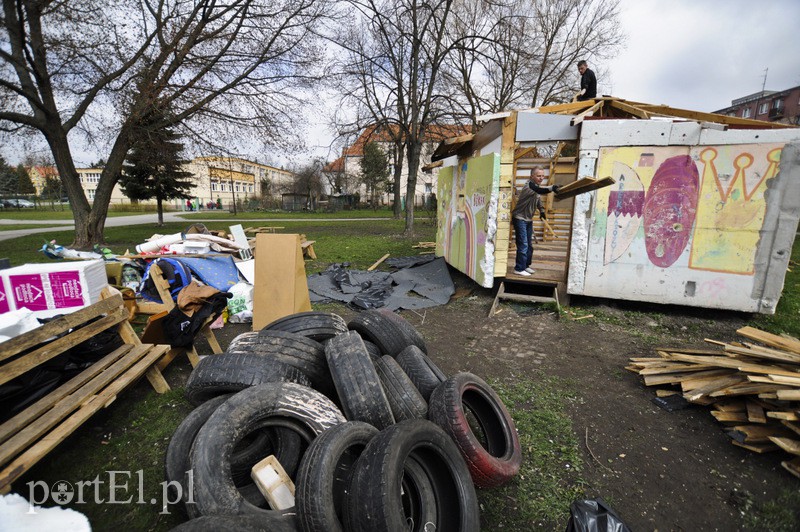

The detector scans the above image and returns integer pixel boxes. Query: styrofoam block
[0,260,108,318]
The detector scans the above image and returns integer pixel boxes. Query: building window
[235,183,241,192]
[742,107,752,118]
[248,185,254,193]
[211,182,218,191]
[88,189,95,200]
[772,99,784,110]
[758,102,769,115]
[424,183,432,193]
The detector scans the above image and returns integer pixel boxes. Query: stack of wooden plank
[628,326,800,479]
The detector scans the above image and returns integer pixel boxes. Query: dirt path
[384,271,797,530]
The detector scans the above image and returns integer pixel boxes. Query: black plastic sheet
[307,257,455,311]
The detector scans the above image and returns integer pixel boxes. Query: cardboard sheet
[252,234,311,329]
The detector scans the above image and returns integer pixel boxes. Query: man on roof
[576,60,597,101]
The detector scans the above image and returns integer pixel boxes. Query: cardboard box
[0,260,108,318]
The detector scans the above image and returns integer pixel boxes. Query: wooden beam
[570,100,604,126]
[367,253,390,271]
[534,101,596,115]
[608,99,651,119]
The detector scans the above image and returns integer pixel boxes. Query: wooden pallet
[0,292,171,493]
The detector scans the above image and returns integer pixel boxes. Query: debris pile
[166,309,522,529]
[628,326,800,479]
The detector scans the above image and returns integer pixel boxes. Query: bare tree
[336,0,479,234]
[0,0,330,247]
[443,0,623,124]
[292,159,325,209]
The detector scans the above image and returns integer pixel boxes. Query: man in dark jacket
[511,166,559,276]
[576,60,597,101]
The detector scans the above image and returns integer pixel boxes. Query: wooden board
[768,437,800,456]
[553,176,615,200]
[0,308,128,386]
[0,343,170,492]
[736,326,800,356]
[746,401,767,424]
[782,457,800,479]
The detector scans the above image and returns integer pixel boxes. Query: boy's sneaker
[525,267,536,274]
[513,269,531,276]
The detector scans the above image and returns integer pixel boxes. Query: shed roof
[431,97,796,161]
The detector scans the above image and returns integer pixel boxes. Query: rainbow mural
[436,154,500,288]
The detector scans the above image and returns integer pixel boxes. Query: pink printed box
[0,260,108,318]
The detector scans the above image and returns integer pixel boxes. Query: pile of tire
[167,309,522,531]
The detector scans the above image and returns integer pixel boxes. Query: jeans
[513,217,533,272]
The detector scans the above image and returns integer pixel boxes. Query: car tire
[344,419,479,532]
[262,311,348,342]
[428,372,522,488]
[295,421,378,532]
[223,330,331,393]
[325,331,394,429]
[190,382,345,517]
[396,346,446,401]
[185,353,311,406]
[347,310,413,357]
[374,355,428,421]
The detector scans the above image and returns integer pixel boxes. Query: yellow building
[184,156,295,209]
[27,157,294,208]
[27,166,59,196]
[76,168,132,204]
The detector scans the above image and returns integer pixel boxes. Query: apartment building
[713,85,800,125]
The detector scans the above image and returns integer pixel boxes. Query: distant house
[326,123,469,207]
[714,85,800,126]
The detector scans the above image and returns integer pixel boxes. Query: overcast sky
[603,0,800,112]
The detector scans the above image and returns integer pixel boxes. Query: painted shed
[431,98,800,314]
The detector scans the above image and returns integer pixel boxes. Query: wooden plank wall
[493,113,517,277]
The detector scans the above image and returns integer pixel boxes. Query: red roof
[323,157,345,173]
[343,123,470,157]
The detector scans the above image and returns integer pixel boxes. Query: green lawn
[179,208,435,220]
[3,219,437,271]
[0,209,156,220]
[0,222,72,231]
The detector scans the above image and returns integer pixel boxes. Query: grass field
[0,209,151,220]
[3,218,437,272]
[178,207,434,220]
[0,223,71,231]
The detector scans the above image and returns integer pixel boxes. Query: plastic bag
[565,498,632,532]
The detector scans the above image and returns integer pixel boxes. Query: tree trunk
[44,128,96,248]
[404,142,422,235]
[157,197,164,225]
[392,141,404,219]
